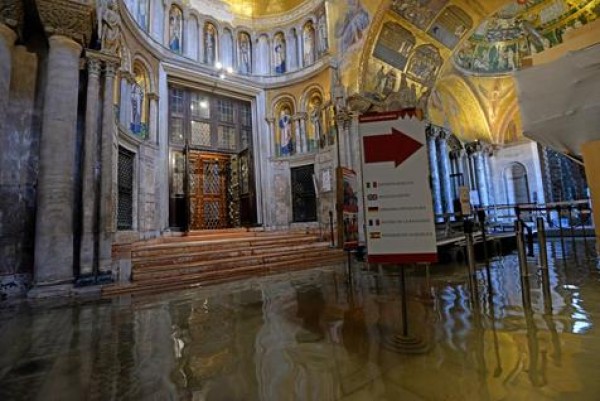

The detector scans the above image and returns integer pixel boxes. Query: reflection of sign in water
[360,110,437,264]
[338,168,359,250]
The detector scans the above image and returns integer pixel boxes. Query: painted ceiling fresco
[350,0,599,146]
[454,0,600,75]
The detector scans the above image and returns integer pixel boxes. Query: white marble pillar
[33,35,82,284]
[266,117,276,157]
[293,115,301,155]
[483,148,495,206]
[437,130,454,216]
[426,127,443,221]
[148,92,159,143]
[0,24,17,143]
[79,56,102,275]
[298,113,308,154]
[99,61,119,271]
[474,149,489,207]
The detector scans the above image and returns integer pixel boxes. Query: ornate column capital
[36,0,94,47]
[147,92,160,101]
[465,141,483,156]
[104,60,119,78]
[0,0,24,34]
[87,57,102,78]
[266,117,275,124]
[426,125,439,140]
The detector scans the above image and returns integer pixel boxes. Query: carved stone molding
[36,0,94,46]
[87,57,102,77]
[0,0,24,30]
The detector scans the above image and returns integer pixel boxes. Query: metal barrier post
[515,220,528,277]
[537,217,548,270]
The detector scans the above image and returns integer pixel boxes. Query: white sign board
[360,111,437,264]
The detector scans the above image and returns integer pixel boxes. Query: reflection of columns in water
[426,127,443,220]
[437,129,454,215]
[34,35,83,283]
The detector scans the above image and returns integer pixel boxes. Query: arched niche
[274,98,295,156]
[504,162,530,204]
[130,63,150,138]
[168,5,183,53]
[204,22,218,65]
[221,28,234,69]
[256,34,270,75]
[303,89,324,152]
[237,31,252,74]
[273,32,287,74]
[302,21,316,67]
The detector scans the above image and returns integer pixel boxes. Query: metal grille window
[117,147,135,230]
[218,99,234,123]
[291,165,317,223]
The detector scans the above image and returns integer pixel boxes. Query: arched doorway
[504,162,530,205]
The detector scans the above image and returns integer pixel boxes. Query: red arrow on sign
[363,128,423,167]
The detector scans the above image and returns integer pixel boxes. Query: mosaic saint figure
[303,23,315,66]
[335,0,370,54]
[239,33,251,74]
[205,24,216,65]
[274,34,286,74]
[279,107,293,155]
[317,14,328,54]
[130,82,143,134]
[169,6,182,53]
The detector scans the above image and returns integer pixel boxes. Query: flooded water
[1,239,600,401]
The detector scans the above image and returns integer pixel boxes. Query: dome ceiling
[453,0,600,75]
[215,0,306,18]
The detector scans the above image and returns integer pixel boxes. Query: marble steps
[131,234,319,258]
[156,230,310,243]
[103,252,344,297]
[132,242,335,281]
[133,240,327,269]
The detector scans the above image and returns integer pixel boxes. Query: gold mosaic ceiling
[221,0,306,17]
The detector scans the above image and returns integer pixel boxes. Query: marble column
[99,61,119,271]
[266,117,276,157]
[148,93,159,143]
[79,56,102,275]
[33,35,82,284]
[0,24,17,144]
[483,148,496,206]
[426,127,443,220]
[298,113,308,154]
[293,115,302,154]
[474,148,489,207]
[437,129,454,216]
[343,117,353,169]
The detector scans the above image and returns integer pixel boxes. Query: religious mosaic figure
[130,82,144,135]
[279,107,293,155]
[238,33,251,74]
[97,0,121,54]
[335,0,370,54]
[137,0,149,30]
[169,6,183,53]
[303,23,316,66]
[274,33,286,74]
[317,14,328,54]
[205,24,217,65]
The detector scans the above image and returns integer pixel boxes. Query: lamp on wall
[215,62,234,79]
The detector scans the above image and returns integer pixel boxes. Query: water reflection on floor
[1,239,600,400]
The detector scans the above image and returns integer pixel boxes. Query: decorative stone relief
[0,0,24,30]
[37,0,94,46]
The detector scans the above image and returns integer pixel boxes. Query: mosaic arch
[273,98,295,157]
[131,63,150,138]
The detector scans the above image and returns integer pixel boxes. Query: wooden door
[189,152,230,229]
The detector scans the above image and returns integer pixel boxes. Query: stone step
[103,253,345,297]
[133,245,336,281]
[155,230,312,244]
[132,235,320,258]
[133,241,331,269]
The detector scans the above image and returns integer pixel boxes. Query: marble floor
[1,239,600,401]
